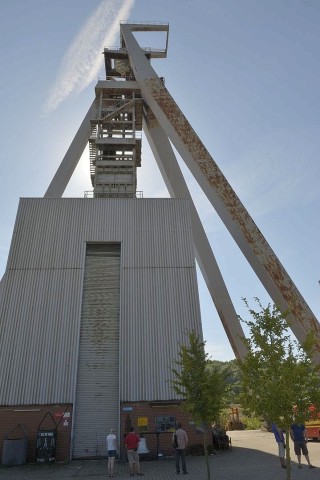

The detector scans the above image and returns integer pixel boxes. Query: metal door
[72,243,120,458]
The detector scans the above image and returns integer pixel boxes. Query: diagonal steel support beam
[101,98,135,123]
[121,23,320,356]
[143,107,247,359]
[44,100,97,198]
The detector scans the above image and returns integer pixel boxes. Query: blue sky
[1,0,319,360]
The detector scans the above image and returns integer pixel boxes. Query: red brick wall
[1,402,213,463]
[0,404,72,463]
[120,402,212,459]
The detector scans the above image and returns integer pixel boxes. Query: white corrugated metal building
[0,197,202,459]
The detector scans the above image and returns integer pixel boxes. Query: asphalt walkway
[1,430,320,480]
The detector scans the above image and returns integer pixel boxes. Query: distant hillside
[208,359,241,403]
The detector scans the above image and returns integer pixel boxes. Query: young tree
[172,330,229,480]
[238,298,320,480]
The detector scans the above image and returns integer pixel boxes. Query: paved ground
[1,430,320,480]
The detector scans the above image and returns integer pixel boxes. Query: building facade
[0,197,203,460]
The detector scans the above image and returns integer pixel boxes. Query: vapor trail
[45,0,135,112]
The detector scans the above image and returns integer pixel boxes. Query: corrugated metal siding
[0,274,5,304]
[8,198,195,270]
[120,268,202,401]
[0,269,83,404]
[72,245,120,458]
[0,198,202,405]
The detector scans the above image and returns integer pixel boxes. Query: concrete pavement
[1,430,320,480]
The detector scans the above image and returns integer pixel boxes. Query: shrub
[242,415,262,430]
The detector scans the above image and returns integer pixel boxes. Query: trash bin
[35,413,57,464]
[2,424,28,466]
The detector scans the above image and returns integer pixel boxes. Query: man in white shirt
[172,423,188,474]
[106,428,117,477]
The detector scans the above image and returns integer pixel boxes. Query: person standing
[271,423,286,469]
[290,423,315,469]
[124,426,144,476]
[106,428,117,477]
[173,423,188,475]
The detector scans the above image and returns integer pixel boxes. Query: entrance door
[72,243,120,458]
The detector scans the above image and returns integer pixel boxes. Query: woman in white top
[106,428,117,477]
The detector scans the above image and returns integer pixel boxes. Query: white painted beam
[44,100,96,198]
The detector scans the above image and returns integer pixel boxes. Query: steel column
[143,108,247,359]
[44,101,96,198]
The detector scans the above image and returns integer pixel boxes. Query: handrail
[97,76,137,82]
[104,46,127,52]
[90,131,142,140]
[120,21,169,26]
[103,46,166,53]
[84,190,143,199]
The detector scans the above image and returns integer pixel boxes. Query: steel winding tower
[1,20,320,463]
[46,22,320,359]
[89,58,143,199]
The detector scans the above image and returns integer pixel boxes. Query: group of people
[108,421,315,475]
[272,422,316,469]
[106,426,144,477]
[105,423,189,476]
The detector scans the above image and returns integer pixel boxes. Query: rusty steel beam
[143,107,247,360]
[120,23,320,356]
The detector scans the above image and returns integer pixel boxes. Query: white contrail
[45,0,135,112]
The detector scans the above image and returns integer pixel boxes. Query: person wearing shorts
[271,423,286,469]
[290,423,315,469]
[106,428,117,477]
[124,426,144,476]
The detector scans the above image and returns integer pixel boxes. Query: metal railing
[119,21,169,26]
[84,191,143,199]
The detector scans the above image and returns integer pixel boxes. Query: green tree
[238,298,320,480]
[172,330,229,480]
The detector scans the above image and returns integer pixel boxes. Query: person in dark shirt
[271,423,286,468]
[290,423,315,469]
